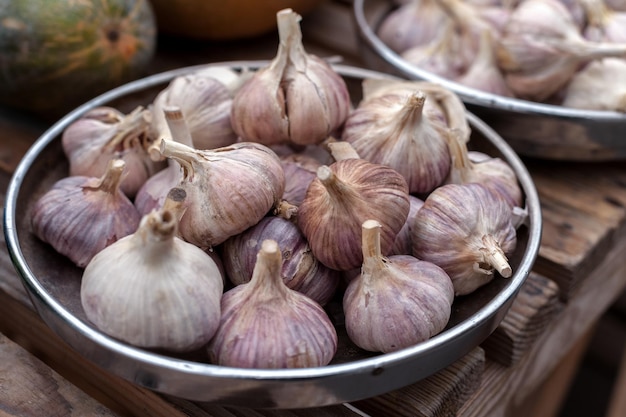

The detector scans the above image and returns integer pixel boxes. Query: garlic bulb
[150,67,240,153]
[221,215,340,306]
[580,0,626,43]
[455,28,514,97]
[343,220,454,353]
[411,183,517,296]
[31,159,140,268]
[361,79,472,144]
[446,128,522,208]
[81,188,224,352]
[230,8,351,146]
[562,58,626,111]
[61,106,162,198]
[342,90,451,194]
[298,158,410,271]
[208,239,337,368]
[377,0,451,53]
[401,0,496,79]
[159,139,285,249]
[496,0,626,101]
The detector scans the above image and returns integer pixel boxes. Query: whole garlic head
[411,182,517,296]
[31,159,141,268]
[208,239,338,368]
[159,139,285,249]
[343,220,454,353]
[61,106,162,198]
[81,188,224,352]
[230,8,351,146]
[298,158,410,271]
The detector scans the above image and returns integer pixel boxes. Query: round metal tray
[354,0,626,161]
[3,61,542,409]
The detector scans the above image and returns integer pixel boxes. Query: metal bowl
[354,0,626,161]
[3,61,541,409]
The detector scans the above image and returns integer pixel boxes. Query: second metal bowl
[354,0,626,161]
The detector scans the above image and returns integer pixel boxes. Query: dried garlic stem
[92,159,126,194]
[361,220,386,273]
[159,139,199,180]
[479,234,512,278]
[248,240,291,301]
[327,141,360,161]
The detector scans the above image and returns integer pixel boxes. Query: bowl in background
[353,0,626,161]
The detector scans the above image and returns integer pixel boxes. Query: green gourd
[0,0,157,117]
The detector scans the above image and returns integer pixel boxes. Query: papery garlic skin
[222,216,340,306]
[230,9,350,146]
[411,183,517,296]
[343,220,454,353]
[81,201,223,352]
[31,159,140,268]
[298,160,410,271]
[341,90,451,194]
[62,106,162,198]
[159,140,285,248]
[208,239,337,369]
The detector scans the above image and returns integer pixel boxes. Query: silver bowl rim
[353,0,626,123]
[3,60,542,386]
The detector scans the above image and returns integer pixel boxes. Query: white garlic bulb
[230,8,351,146]
[159,139,285,249]
[377,0,451,53]
[208,239,337,368]
[61,106,163,198]
[81,188,224,352]
[580,0,626,43]
[150,67,241,152]
[343,220,454,353]
[562,58,626,111]
[341,89,451,194]
[496,0,626,101]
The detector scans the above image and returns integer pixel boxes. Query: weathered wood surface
[1,1,626,415]
[0,332,120,417]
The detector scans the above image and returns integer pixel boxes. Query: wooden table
[1,2,626,416]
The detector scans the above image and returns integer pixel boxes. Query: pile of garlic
[30,8,526,368]
[378,0,626,112]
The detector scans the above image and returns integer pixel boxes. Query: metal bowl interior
[353,0,626,161]
[3,61,542,409]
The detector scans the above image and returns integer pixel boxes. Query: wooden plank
[0,332,120,417]
[607,344,626,417]
[526,160,626,301]
[457,226,626,417]
[351,348,484,417]
[480,273,562,366]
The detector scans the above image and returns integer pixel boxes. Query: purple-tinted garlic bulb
[222,216,339,306]
[411,183,517,296]
[208,239,338,368]
[31,159,141,267]
[343,220,454,353]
